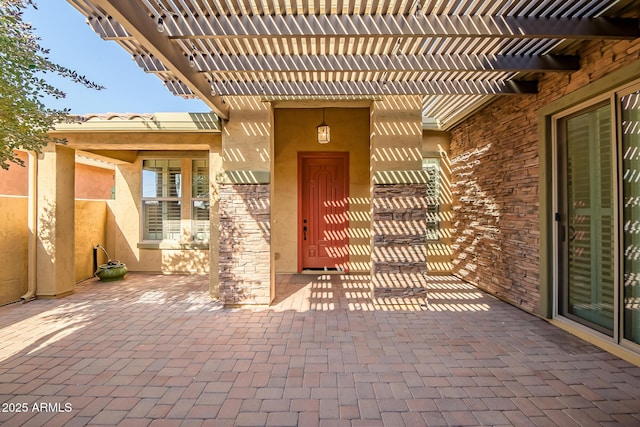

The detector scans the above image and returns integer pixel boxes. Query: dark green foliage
[0,0,103,169]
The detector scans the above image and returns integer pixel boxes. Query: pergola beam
[91,0,229,119]
[160,14,639,40]
[135,53,579,73]
[209,79,538,96]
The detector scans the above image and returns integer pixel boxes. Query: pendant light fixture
[317,108,330,144]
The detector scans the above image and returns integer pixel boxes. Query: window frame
[191,159,210,243]
[141,159,183,242]
[547,78,640,354]
[139,157,210,247]
[423,153,443,242]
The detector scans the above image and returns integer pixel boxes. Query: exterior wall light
[157,17,164,32]
[317,108,330,144]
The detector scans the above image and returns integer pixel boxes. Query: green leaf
[0,0,103,169]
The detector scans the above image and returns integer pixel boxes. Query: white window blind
[142,160,182,241]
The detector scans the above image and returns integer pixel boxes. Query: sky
[24,1,210,115]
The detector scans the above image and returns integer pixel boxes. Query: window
[142,159,209,242]
[423,156,441,241]
[142,160,182,241]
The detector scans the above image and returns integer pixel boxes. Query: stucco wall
[113,147,221,274]
[75,200,108,282]
[0,197,28,305]
[0,151,29,196]
[371,96,423,173]
[0,197,113,304]
[273,107,371,273]
[0,153,115,199]
[449,39,640,313]
[75,163,114,199]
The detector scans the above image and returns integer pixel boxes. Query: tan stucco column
[218,97,274,305]
[370,96,429,294]
[36,143,76,297]
[371,96,424,174]
[113,160,141,269]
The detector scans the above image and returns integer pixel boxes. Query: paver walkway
[0,273,639,426]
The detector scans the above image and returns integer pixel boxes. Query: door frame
[552,95,618,337]
[553,98,620,340]
[297,151,350,272]
[538,64,640,361]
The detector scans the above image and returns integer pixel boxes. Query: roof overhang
[53,112,221,133]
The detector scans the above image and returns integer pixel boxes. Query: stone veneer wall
[372,183,428,293]
[449,38,640,314]
[219,183,271,305]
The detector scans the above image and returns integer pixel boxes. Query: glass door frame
[551,91,621,342]
[618,81,640,351]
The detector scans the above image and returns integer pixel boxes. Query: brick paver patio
[1,273,639,426]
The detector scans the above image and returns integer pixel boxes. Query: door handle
[303,226,307,241]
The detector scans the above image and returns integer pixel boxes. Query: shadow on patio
[272,274,492,313]
[0,273,639,426]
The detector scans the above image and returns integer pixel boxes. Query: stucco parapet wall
[53,112,221,133]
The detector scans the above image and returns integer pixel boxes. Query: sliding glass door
[557,102,615,334]
[622,88,640,345]
[555,82,640,350]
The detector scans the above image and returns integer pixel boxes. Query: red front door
[299,153,349,271]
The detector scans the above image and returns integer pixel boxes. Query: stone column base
[219,183,271,305]
[372,183,428,297]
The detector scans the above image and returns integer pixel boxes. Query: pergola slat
[206,53,579,72]
[70,0,636,127]
[209,79,538,96]
[135,52,579,73]
[90,13,640,41]
[91,0,229,119]
[87,15,131,39]
[160,14,640,40]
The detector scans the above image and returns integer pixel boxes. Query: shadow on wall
[449,93,543,314]
[113,221,211,274]
[450,141,504,291]
[0,197,28,305]
[346,196,372,272]
[162,249,209,274]
[35,198,73,297]
[108,182,212,275]
[75,200,109,282]
[0,194,118,305]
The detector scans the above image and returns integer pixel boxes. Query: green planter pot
[96,263,128,282]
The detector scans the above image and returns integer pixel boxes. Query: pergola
[67,0,639,127]
[50,0,640,309]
